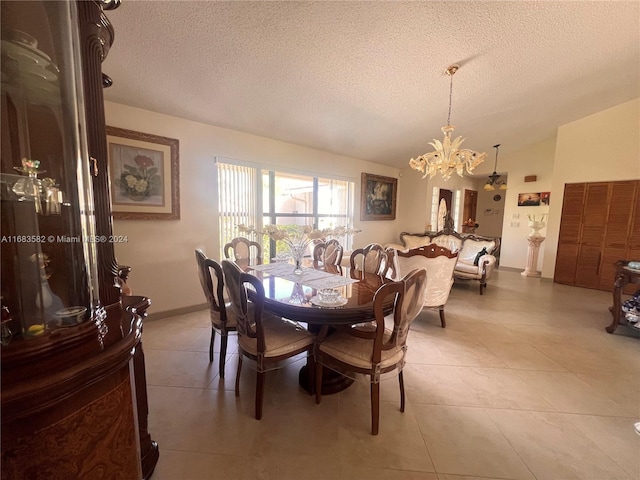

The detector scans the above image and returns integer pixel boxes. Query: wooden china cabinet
[1,1,158,478]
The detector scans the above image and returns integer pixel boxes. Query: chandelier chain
[447,72,453,126]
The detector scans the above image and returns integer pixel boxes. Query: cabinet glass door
[1,1,99,339]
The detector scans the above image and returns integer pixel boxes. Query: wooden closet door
[555,180,640,292]
[574,183,610,288]
[598,181,638,291]
[554,183,586,285]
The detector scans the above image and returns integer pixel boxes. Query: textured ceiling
[103,1,640,173]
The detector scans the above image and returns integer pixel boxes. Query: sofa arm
[479,254,496,279]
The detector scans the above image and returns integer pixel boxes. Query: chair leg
[219,333,228,378]
[315,358,323,404]
[479,282,485,295]
[371,382,380,435]
[439,308,446,328]
[209,327,216,363]
[255,371,265,420]
[235,355,243,397]
[398,371,405,413]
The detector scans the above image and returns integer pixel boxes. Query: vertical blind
[217,162,259,259]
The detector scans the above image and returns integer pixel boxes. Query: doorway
[462,189,478,233]
[437,189,453,231]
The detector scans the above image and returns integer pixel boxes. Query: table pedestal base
[299,365,354,395]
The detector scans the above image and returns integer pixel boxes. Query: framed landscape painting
[360,173,397,221]
[106,126,180,220]
[517,192,541,207]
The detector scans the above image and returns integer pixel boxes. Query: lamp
[409,65,486,181]
[483,143,508,191]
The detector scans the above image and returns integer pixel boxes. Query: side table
[607,261,640,333]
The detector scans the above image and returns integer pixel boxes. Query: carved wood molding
[2,376,139,479]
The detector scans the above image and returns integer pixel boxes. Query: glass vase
[289,244,306,275]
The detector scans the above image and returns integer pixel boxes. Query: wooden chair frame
[195,249,236,377]
[315,269,426,434]
[223,237,263,264]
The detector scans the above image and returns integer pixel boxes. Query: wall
[542,98,640,278]
[474,179,506,239]
[396,168,482,234]
[105,102,399,314]
[498,138,556,272]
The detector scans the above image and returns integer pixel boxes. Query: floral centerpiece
[238,224,360,274]
[120,154,161,201]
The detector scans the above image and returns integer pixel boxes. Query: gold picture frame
[106,126,180,220]
[360,173,397,221]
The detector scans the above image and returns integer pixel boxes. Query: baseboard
[498,266,552,281]
[497,266,521,273]
[145,303,208,321]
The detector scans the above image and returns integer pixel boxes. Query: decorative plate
[310,295,347,308]
[493,194,502,201]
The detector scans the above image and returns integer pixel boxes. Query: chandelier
[409,65,486,181]
[483,143,508,191]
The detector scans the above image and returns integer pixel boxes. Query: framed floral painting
[106,126,180,220]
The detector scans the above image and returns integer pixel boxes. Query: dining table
[238,259,393,394]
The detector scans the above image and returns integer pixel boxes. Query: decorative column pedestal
[521,235,545,277]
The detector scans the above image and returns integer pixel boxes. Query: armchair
[393,244,458,327]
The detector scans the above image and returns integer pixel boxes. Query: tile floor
[141,270,639,480]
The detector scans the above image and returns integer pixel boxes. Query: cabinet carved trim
[2,375,140,480]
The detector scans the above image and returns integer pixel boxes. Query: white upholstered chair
[393,244,458,328]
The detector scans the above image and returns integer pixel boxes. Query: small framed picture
[360,173,397,221]
[518,192,541,207]
[106,126,180,220]
[540,192,550,205]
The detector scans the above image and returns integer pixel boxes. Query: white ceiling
[102,1,640,173]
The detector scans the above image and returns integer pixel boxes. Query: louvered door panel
[557,183,585,244]
[627,182,640,249]
[580,183,609,246]
[604,181,637,247]
[598,247,628,291]
[575,245,602,288]
[554,244,579,285]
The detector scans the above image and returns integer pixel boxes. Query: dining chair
[312,239,344,266]
[384,246,398,280]
[314,268,427,434]
[221,260,314,420]
[223,237,262,264]
[194,249,237,377]
[349,243,389,276]
[394,244,458,327]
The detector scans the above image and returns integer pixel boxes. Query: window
[217,159,355,261]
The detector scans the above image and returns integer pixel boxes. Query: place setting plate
[310,295,347,308]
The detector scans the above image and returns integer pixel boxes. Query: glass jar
[1,1,99,339]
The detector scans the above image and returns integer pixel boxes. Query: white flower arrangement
[238,224,360,251]
[527,213,548,223]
